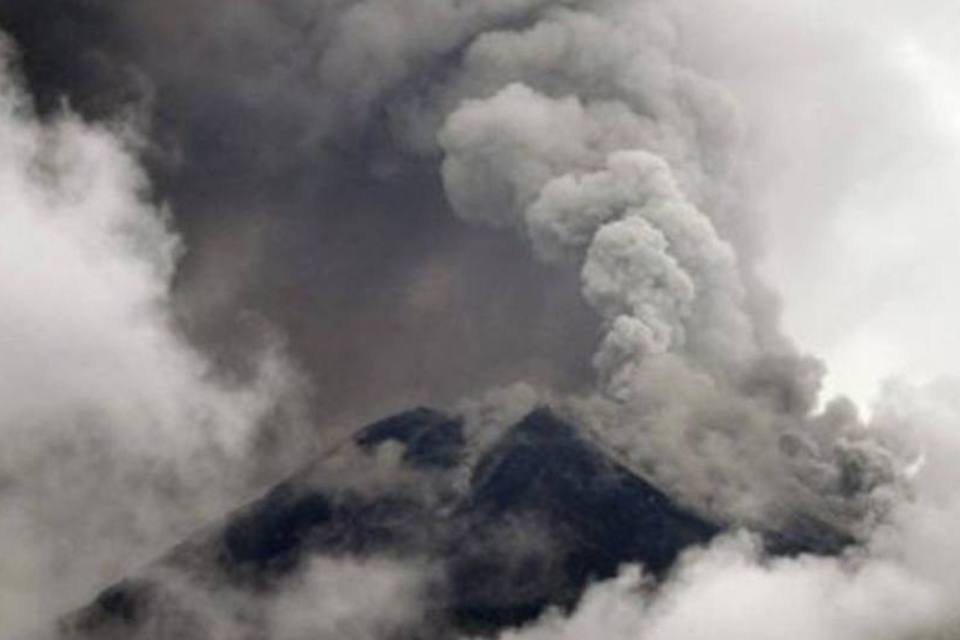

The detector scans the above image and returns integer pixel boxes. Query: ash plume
[361,0,892,532]
[0,0,957,639]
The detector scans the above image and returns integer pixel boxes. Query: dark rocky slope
[62,407,840,638]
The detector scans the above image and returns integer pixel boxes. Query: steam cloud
[0,33,307,637]
[1,0,959,638]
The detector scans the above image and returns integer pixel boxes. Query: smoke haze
[1,0,960,638]
[0,32,309,636]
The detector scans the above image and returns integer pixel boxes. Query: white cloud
[0,33,300,637]
[491,377,960,640]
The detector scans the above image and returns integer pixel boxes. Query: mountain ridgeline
[61,407,847,638]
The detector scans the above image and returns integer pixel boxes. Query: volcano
[61,407,844,638]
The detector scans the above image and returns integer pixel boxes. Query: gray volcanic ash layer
[2,2,959,639]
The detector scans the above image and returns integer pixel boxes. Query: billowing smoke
[0,33,310,637]
[488,381,960,640]
[2,0,959,638]
[361,0,896,533]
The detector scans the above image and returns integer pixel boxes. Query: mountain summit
[62,407,813,638]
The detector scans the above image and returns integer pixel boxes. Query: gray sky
[676,0,960,409]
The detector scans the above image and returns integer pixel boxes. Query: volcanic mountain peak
[64,406,827,638]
